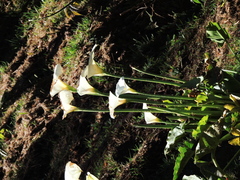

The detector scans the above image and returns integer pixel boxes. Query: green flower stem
[212,94,230,100]
[133,124,197,129]
[147,106,199,119]
[67,85,77,93]
[124,98,224,110]
[74,107,221,118]
[74,108,170,113]
[166,116,189,121]
[219,133,233,143]
[92,91,108,97]
[133,124,179,129]
[167,116,219,123]
[130,66,186,83]
[209,95,232,104]
[149,106,222,117]
[105,73,182,87]
[120,93,196,101]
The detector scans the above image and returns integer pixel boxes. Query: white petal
[86,45,105,78]
[77,75,96,96]
[64,161,82,180]
[86,172,99,180]
[81,66,89,77]
[115,77,137,97]
[143,103,161,124]
[50,79,69,97]
[59,91,77,119]
[108,92,126,119]
[50,64,69,97]
[59,90,74,105]
[53,64,63,79]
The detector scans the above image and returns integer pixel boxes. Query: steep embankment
[0,0,239,179]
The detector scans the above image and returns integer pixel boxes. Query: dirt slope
[0,0,239,179]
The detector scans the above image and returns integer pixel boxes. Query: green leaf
[206,22,230,47]
[194,124,222,162]
[180,76,203,89]
[192,115,209,139]
[221,71,240,93]
[0,134,4,140]
[195,93,208,103]
[164,123,186,156]
[196,162,225,180]
[191,0,202,4]
[173,141,194,180]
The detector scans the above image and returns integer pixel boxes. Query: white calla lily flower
[77,75,98,96]
[108,91,127,119]
[59,90,78,119]
[230,94,240,106]
[64,161,82,180]
[86,172,99,180]
[82,45,105,78]
[115,77,137,97]
[50,64,75,97]
[143,103,161,124]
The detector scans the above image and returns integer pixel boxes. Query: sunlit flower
[64,161,82,180]
[108,91,127,119]
[228,126,240,146]
[50,64,75,97]
[86,172,99,180]
[115,77,137,97]
[77,75,99,96]
[59,90,78,119]
[143,103,161,124]
[230,94,240,107]
[82,45,105,78]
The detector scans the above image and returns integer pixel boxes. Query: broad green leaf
[192,115,209,139]
[196,162,224,180]
[164,123,186,156]
[206,22,230,47]
[222,71,240,93]
[173,141,194,180]
[194,124,222,162]
[180,76,203,89]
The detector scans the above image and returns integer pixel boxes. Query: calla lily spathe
[82,45,105,78]
[50,64,75,97]
[77,75,98,96]
[86,172,99,180]
[59,90,78,119]
[64,161,82,180]
[143,103,161,124]
[108,91,127,119]
[115,77,137,97]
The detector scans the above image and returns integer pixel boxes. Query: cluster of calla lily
[52,45,240,180]
[50,45,192,124]
[65,161,98,180]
